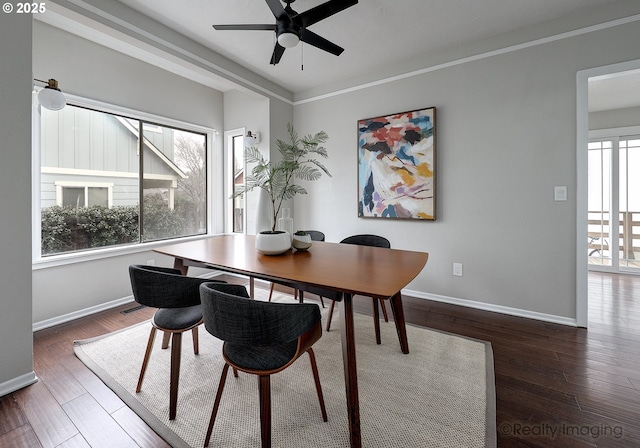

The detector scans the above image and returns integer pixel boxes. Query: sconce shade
[37,79,66,110]
[244,130,260,147]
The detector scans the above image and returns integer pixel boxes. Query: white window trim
[32,91,219,268]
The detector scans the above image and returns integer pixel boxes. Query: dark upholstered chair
[299,234,391,344]
[128,264,223,420]
[268,230,326,307]
[200,283,327,448]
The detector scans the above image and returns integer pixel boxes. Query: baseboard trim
[0,371,38,397]
[33,271,226,332]
[403,289,578,327]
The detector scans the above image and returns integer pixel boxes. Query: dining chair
[299,234,391,344]
[128,264,223,420]
[268,230,326,307]
[200,282,328,448]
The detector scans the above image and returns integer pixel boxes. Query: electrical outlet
[453,262,463,277]
[146,259,155,266]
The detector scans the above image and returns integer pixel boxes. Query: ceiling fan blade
[265,0,287,19]
[296,0,358,28]
[300,29,344,56]
[270,42,286,65]
[213,24,276,31]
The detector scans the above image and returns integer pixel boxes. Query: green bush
[41,204,186,255]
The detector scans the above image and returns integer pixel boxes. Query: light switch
[554,186,567,202]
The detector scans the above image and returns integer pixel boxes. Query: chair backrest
[129,264,220,309]
[304,230,325,242]
[340,234,390,248]
[200,283,321,346]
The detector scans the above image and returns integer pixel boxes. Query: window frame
[32,92,218,269]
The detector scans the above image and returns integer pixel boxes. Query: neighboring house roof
[115,116,188,179]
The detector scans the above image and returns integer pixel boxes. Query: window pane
[619,136,640,268]
[142,126,207,242]
[587,140,612,266]
[232,134,244,233]
[62,187,85,207]
[88,187,109,207]
[41,105,140,255]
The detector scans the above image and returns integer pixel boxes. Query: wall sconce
[34,78,66,110]
[244,130,260,147]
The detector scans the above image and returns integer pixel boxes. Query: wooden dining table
[154,234,428,448]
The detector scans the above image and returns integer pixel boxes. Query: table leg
[249,277,255,299]
[173,258,188,275]
[389,291,409,354]
[339,293,361,448]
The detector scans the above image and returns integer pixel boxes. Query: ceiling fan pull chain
[301,40,304,71]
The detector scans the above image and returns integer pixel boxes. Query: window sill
[32,233,221,270]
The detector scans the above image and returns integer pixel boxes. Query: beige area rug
[74,289,496,448]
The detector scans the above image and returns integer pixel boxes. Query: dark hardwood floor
[1,272,639,447]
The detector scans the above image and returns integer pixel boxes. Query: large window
[38,103,209,256]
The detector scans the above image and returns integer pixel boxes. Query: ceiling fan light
[277,32,299,48]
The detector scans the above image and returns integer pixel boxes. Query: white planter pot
[255,231,291,255]
[256,189,273,233]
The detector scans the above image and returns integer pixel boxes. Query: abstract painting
[358,107,436,220]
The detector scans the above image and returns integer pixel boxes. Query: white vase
[292,234,312,251]
[277,208,294,241]
[256,189,273,233]
[255,231,291,255]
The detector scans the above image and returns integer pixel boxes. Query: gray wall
[32,21,224,324]
[293,20,640,322]
[0,13,36,394]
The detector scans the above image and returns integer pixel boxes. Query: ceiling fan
[212,0,358,65]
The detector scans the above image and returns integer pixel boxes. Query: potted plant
[234,123,331,254]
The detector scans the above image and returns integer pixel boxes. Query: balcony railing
[588,211,640,263]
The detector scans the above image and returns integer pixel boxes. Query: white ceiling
[115,0,625,95]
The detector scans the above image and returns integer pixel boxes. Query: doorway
[577,60,640,327]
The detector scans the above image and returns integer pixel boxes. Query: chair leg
[192,326,199,355]
[268,283,275,302]
[319,296,325,308]
[169,332,182,420]
[326,300,336,331]
[307,348,328,422]
[372,298,382,345]
[258,375,272,448]
[205,363,230,447]
[161,331,171,349]
[380,299,389,322]
[136,327,157,393]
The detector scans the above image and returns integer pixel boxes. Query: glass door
[588,135,640,273]
[619,136,640,270]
